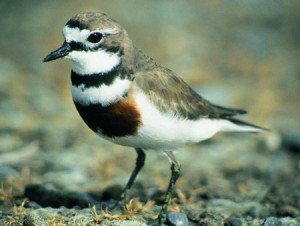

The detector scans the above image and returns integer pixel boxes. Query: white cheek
[72,78,131,106]
[67,50,121,75]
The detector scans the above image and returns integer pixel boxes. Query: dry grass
[0,185,14,202]
[0,169,32,226]
[0,167,31,203]
[176,188,191,205]
[4,200,27,226]
[92,207,132,223]
[125,199,154,215]
[45,215,67,226]
[167,199,181,213]
[91,199,154,224]
[12,200,27,216]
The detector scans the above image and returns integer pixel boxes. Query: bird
[43,12,265,224]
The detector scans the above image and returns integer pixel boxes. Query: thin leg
[120,148,146,202]
[158,152,181,225]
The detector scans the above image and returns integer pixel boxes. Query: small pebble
[23,212,47,226]
[166,212,189,226]
[225,218,242,226]
[263,217,283,226]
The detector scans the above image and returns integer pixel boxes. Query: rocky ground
[0,127,299,225]
[0,1,299,225]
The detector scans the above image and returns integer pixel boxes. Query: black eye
[87,32,103,43]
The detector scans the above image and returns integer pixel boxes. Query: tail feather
[223,118,268,133]
[211,103,247,117]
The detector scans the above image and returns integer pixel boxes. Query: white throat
[67,49,120,75]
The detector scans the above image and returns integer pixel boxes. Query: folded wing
[135,68,246,121]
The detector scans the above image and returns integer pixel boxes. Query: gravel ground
[0,1,299,225]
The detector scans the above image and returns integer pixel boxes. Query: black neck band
[71,64,132,88]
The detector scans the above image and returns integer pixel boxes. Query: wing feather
[135,68,246,120]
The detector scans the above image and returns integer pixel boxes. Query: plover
[43,12,265,223]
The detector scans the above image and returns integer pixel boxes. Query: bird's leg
[158,152,181,225]
[120,148,146,203]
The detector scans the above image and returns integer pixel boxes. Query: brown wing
[134,68,246,120]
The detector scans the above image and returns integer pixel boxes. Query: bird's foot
[110,190,128,212]
[157,211,166,225]
[157,202,168,225]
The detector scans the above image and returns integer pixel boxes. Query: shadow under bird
[43,12,266,224]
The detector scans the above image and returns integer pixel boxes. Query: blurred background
[0,1,299,225]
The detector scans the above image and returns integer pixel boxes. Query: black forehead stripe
[66,19,89,30]
[69,41,89,51]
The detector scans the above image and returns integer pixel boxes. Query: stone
[24,184,95,208]
[166,212,189,226]
[100,184,123,201]
[23,211,47,226]
[263,217,283,226]
[225,218,243,226]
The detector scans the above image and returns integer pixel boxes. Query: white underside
[102,91,261,150]
[71,77,131,106]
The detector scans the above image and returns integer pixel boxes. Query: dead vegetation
[91,199,155,224]
[0,168,30,202]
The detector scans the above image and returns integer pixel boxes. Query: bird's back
[131,47,247,121]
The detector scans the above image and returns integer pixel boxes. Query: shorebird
[43,12,265,224]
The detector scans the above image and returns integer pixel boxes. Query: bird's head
[43,12,132,75]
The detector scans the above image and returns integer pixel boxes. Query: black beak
[43,42,71,62]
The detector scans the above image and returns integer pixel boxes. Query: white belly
[103,92,226,150]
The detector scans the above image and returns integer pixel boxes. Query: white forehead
[63,26,90,42]
[63,25,118,43]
